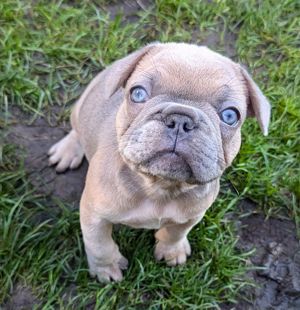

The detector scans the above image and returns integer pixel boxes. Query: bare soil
[3,284,39,310]
[6,114,88,204]
[235,201,300,309]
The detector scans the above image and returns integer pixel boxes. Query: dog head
[104,43,271,185]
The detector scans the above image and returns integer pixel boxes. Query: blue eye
[130,86,148,103]
[220,108,240,125]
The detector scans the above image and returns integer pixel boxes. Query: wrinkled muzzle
[119,102,225,184]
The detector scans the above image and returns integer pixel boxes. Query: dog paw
[89,255,128,283]
[154,237,191,266]
[48,130,84,172]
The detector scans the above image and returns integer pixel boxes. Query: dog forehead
[132,44,244,103]
[139,44,236,75]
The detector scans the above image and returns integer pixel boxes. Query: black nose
[165,114,195,133]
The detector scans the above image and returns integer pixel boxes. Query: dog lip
[121,144,223,186]
[138,150,196,181]
[140,149,182,165]
[137,150,222,185]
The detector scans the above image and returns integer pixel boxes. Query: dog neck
[139,174,218,205]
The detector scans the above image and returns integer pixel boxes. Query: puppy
[48,43,271,282]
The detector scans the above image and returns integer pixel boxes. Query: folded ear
[240,67,271,136]
[103,43,159,98]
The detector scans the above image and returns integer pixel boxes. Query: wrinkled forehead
[129,46,246,105]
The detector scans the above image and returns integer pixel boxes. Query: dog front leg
[154,215,204,266]
[80,204,128,282]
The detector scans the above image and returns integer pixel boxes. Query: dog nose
[165,114,195,133]
[162,104,199,134]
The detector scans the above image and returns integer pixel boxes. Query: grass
[0,0,299,308]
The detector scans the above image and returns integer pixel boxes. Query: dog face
[109,43,270,185]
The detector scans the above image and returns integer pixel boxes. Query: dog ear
[103,43,158,98]
[240,67,271,136]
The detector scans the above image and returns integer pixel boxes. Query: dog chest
[110,199,192,229]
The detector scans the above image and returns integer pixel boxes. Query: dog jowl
[48,43,271,282]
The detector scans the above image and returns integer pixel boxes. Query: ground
[0,0,299,309]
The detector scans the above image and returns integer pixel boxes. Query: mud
[3,284,39,310]
[5,112,88,204]
[105,0,152,23]
[234,201,300,309]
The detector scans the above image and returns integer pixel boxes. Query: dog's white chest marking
[112,200,189,229]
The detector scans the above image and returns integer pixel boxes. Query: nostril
[183,122,189,132]
[167,120,176,129]
[183,122,193,132]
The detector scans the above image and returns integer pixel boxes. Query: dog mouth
[120,125,223,185]
[140,150,184,164]
[136,150,196,183]
[127,149,221,186]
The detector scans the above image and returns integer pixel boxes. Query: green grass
[0,0,299,308]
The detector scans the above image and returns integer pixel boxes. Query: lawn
[0,0,299,308]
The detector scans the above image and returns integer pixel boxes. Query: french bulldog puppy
[48,43,271,282]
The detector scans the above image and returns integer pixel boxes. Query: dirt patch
[105,0,152,23]
[192,27,237,59]
[233,201,300,309]
[3,283,40,310]
[6,112,88,204]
